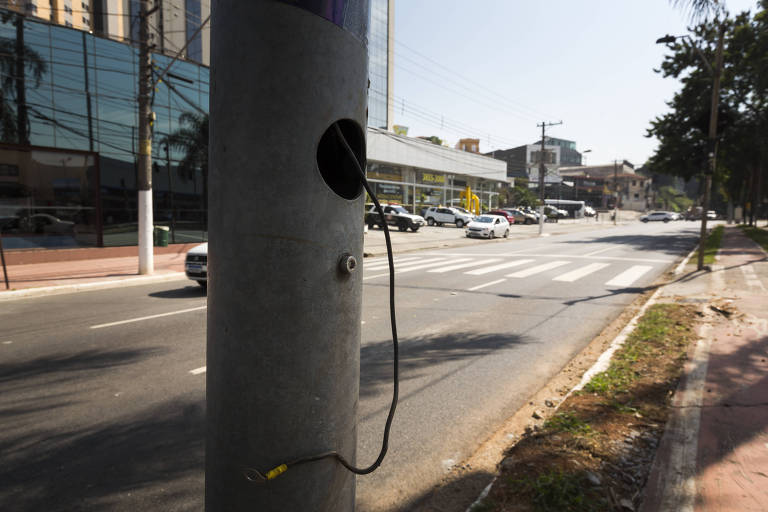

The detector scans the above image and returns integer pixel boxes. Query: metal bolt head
[339,253,357,274]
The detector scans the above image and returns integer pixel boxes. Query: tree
[647,2,767,219]
[163,112,209,212]
[0,14,47,144]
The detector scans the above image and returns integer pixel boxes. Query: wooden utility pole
[537,121,562,235]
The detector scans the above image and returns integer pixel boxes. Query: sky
[391,0,760,168]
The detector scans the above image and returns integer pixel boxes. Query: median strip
[472,303,699,512]
[90,305,207,329]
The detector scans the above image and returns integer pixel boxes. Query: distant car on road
[584,206,596,217]
[640,211,675,223]
[185,243,208,288]
[487,209,516,224]
[707,210,717,220]
[505,208,536,225]
[423,206,473,228]
[466,214,509,239]
[365,204,425,232]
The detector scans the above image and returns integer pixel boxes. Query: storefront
[366,128,508,214]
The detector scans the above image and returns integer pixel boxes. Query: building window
[186,0,203,62]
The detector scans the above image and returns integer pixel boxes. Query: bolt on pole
[137,0,154,274]
[206,1,369,511]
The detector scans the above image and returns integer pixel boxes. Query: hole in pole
[316,119,365,200]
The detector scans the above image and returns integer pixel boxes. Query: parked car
[707,210,717,220]
[423,206,473,228]
[453,206,477,220]
[466,214,510,239]
[487,209,516,224]
[504,208,537,225]
[185,243,208,288]
[640,211,675,223]
[365,204,425,232]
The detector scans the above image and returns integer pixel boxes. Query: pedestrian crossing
[363,255,661,289]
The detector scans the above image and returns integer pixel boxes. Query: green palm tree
[672,0,725,22]
[0,13,47,144]
[163,112,209,211]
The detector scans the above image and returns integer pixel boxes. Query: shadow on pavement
[0,347,199,512]
[563,232,698,256]
[148,285,206,299]
[0,398,204,512]
[360,331,528,404]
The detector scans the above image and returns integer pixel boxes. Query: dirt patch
[470,304,699,511]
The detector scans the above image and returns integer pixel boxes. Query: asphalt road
[0,221,699,511]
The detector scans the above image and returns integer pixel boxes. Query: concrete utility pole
[137,0,154,274]
[697,24,725,270]
[613,160,619,225]
[207,1,369,511]
[537,121,562,235]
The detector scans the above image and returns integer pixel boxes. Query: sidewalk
[641,225,768,511]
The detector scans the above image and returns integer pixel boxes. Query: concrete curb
[0,272,188,302]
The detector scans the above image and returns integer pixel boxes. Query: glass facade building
[0,11,209,249]
[0,4,393,251]
[368,0,390,129]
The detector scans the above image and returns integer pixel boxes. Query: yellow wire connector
[265,464,288,480]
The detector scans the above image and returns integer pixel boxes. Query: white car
[424,206,474,228]
[185,243,208,288]
[466,215,510,239]
[640,211,675,223]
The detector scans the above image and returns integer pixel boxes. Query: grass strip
[477,304,697,512]
[691,224,724,266]
[740,225,768,252]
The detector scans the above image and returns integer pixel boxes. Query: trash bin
[154,226,170,247]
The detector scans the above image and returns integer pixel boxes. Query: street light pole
[698,25,725,270]
[657,27,725,270]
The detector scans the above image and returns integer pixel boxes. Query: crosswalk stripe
[468,278,506,291]
[465,259,535,275]
[428,259,501,273]
[552,263,611,282]
[363,258,471,280]
[364,256,421,270]
[364,257,446,273]
[605,265,653,287]
[507,260,570,278]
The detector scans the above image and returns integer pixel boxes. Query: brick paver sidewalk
[643,226,768,511]
[0,251,187,292]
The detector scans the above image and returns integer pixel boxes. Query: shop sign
[419,172,445,185]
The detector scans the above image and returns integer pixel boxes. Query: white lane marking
[421,252,671,264]
[2,341,12,345]
[190,366,207,375]
[605,265,653,287]
[363,258,469,281]
[91,305,207,329]
[507,260,570,278]
[465,259,535,275]
[364,256,421,270]
[468,279,506,291]
[552,262,610,282]
[583,246,620,257]
[428,259,501,273]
